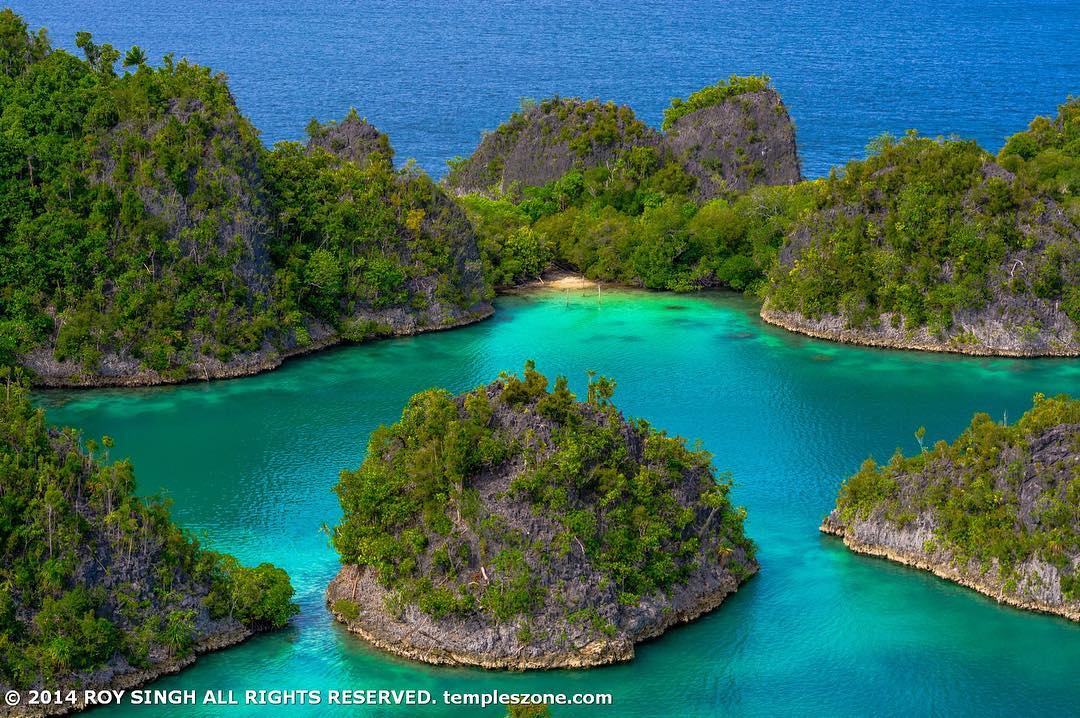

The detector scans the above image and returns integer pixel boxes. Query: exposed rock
[822,400,1080,621]
[662,88,802,198]
[327,366,757,668]
[444,97,662,196]
[306,108,394,166]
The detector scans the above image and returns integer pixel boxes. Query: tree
[122,45,147,69]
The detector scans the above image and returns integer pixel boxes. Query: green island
[0,10,489,388]
[326,362,756,668]
[0,370,298,707]
[822,393,1080,621]
[2,9,1077,391]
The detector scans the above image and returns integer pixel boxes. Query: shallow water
[40,290,1080,717]
[10,0,1080,178]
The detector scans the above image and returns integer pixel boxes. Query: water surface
[41,290,1080,717]
[10,1,1079,178]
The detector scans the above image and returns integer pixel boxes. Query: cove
[38,290,1080,717]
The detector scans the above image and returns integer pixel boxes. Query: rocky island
[444,74,801,200]
[327,362,756,668]
[822,393,1079,621]
[761,100,1080,357]
[0,372,298,716]
[0,11,490,388]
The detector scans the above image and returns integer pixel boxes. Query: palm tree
[122,45,147,69]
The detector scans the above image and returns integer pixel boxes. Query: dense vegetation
[661,74,772,130]
[460,168,814,291]
[763,125,1080,336]
[0,369,297,688]
[264,112,487,341]
[0,10,486,383]
[332,362,754,629]
[833,393,1080,600]
[998,97,1079,214]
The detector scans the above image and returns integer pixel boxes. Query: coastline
[25,305,494,390]
[0,628,258,718]
[820,517,1080,623]
[325,562,756,670]
[760,307,1080,358]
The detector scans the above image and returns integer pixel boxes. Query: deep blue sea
[10,0,1079,178]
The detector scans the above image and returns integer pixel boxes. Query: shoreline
[0,628,258,718]
[27,306,495,390]
[820,519,1079,623]
[760,307,1080,358]
[325,562,756,670]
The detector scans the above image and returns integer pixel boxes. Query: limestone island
[327,362,757,668]
[822,393,1079,621]
[0,373,298,717]
[1,11,489,388]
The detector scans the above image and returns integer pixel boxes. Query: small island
[0,371,298,715]
[327,362,756,668]
[822,394,1079,621]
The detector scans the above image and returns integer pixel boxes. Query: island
[3,8,1078,388]
[0,11,490,388]
[326,362,757,668]
[822,393,1079,621]
[0,371,299,715]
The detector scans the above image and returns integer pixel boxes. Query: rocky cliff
[444,97,662,196]
[327,363,756,668]
[822,394,1079,621]
[445,78,802,201]
[662,87,801,198]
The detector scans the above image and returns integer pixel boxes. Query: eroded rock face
[306,110,394,166]
[822,406,1080,622]
[327,368,757,668]
[444,97,662,196]
[662,88,802,198]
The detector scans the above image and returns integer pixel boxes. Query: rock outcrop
[306,108,394,166]
[822,394,1080,621]
[662,87,801,197]
[444,97,662,196]
[327,363,757,668]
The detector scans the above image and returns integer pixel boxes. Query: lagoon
[40,290,1080,717]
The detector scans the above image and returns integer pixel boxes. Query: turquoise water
[10,1,1080,178]
[39,290,1080,717]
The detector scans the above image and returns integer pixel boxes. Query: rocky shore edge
[820,513,1080,623]
[760,307,1080,358]
[0,627,260,718]
[325,562,755,670]
[23,305,494,389]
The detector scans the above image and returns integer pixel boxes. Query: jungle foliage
[0,369,298,687]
